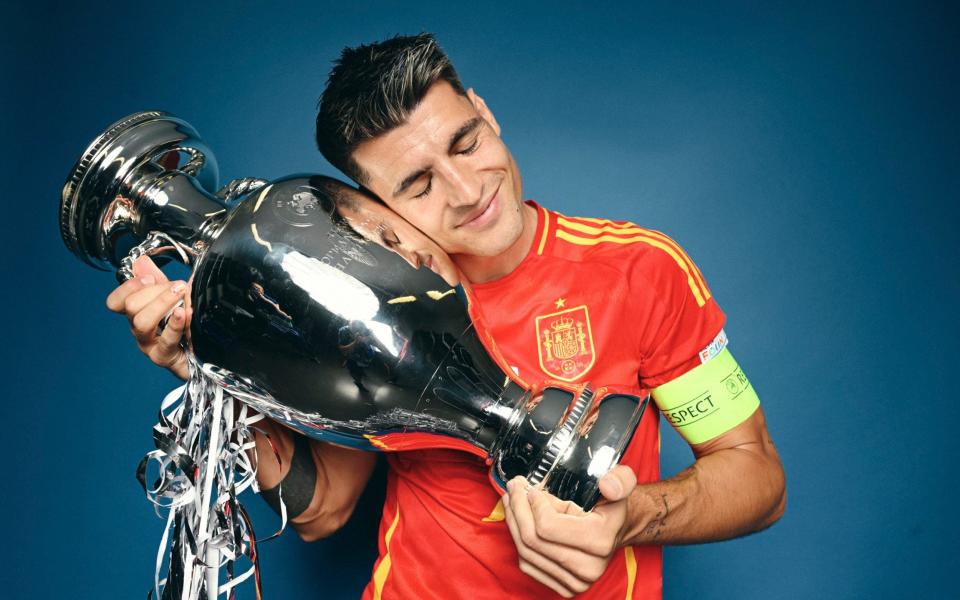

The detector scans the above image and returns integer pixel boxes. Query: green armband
[651,348,760,444]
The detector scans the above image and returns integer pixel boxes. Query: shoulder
[544,208,711,305]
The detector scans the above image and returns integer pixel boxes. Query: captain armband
[260,433,318,519]
[651,347,760,445]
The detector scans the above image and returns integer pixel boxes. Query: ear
[467,88,501,136]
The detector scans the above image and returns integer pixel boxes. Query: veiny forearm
[621,411,786,546]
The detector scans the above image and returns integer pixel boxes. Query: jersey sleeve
[628,233,727,390]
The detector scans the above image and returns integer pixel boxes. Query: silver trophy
[61,110,649,597]
[61,111,649,506]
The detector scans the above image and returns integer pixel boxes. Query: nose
[437,159,482,208]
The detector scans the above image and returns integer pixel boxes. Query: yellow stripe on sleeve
[555,229,708,307]
[536,206,551,255]
[557,217,711,300]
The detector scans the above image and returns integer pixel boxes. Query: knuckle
[131,313,154,336]
[515,545,534,562]
[537,520,558,540]
[519,527,539,548]
[517,560,535,576]
[122,297,139,318]
[556,553,578,572]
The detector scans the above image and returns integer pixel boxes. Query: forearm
[621,414,786,545]
[248,416,377,541]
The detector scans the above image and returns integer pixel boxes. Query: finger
[598,465,638,502]
[526,487,603,548]
[148,306,187,368]
[517,559,575,598]
[132,256,168,282]
[503,496,580,597]
[507,480,584,559]
[122,282,170,317]
[130,281,187,344]
[526,487,615,568]
[531,486,587,516]
[106,276,153,312]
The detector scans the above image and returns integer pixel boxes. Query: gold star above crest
[554,297,566,309]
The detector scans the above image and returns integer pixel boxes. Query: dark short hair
[315,33,466,184]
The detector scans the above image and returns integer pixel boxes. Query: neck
[454,203,539,284]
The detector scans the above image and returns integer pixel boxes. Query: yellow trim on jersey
[554,229,708,307]
[481,499,505,522]
[536,205,551,255]
[364,434,393,451]
[624,546,637,599]
[556,217,710,297]
[373,503,401,599]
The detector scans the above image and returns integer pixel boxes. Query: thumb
[133,256,168,282]
[598,465,637,502]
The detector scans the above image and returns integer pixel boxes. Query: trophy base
[60,111,218,270]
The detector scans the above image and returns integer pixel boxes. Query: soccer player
[106,33,785,599]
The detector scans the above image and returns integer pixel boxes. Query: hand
[502,466,638,597]
[105,256,191,380]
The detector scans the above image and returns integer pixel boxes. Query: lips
[458,183,501,229]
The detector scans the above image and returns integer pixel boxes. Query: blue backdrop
[2,1,957,598]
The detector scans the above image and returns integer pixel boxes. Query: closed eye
[457,136,481,155]
[413,177,433,199]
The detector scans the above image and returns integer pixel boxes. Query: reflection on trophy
[60,111,648,598]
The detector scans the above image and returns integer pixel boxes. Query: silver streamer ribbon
[137,357,287,600]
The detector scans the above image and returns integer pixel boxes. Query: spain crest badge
[535,304,596,381]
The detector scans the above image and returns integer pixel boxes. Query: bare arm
[503,407,785,597]
[620,406,785,546]
[252,421,378,541]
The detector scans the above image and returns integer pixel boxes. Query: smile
[458,183,501,230]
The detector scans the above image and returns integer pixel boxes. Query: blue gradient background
[2,1,957,598]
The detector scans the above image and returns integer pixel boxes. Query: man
[107,34,785,599]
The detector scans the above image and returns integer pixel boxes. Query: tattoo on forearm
[641,493,669,541]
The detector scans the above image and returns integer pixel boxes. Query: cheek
[475,136,510,166]
[397,202,446,238]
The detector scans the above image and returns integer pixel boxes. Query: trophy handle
[115,177,268,281]
[116,230,192,282]
[215,177,268,204]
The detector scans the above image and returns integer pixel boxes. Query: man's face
[351,82,525,260]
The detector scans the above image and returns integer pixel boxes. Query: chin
[480,218,523,256]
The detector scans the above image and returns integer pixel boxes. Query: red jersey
[361,201,726,599]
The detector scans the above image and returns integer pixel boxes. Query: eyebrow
[392,117,485,198]
[447,117,483,154]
